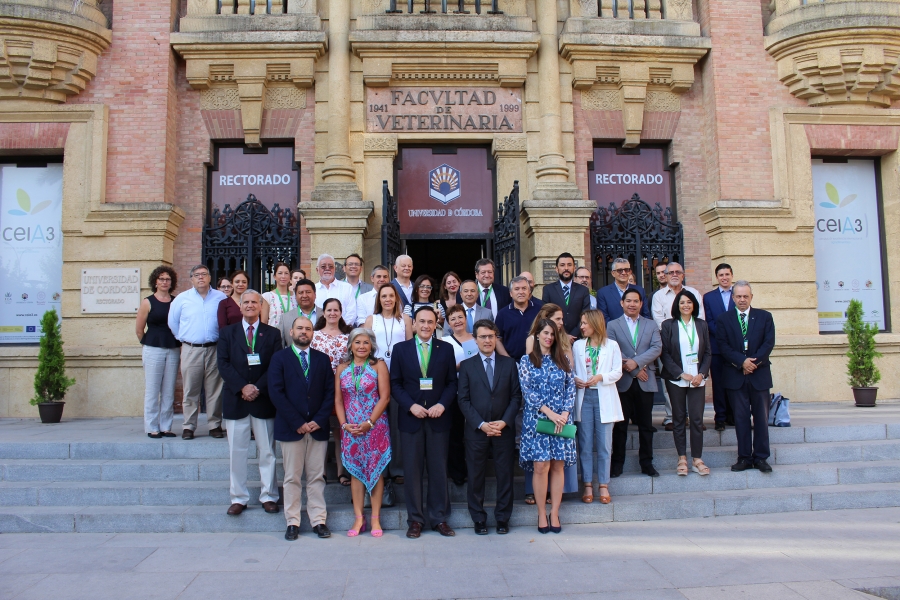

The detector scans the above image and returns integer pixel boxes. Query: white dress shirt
[356,289,377,326]
[315,279,357,327]
[719,286,732,310]
[651,285,705,329]
[168,287,227,344]
[397,280,413,304]
[670,318,703,388]
[624,314,640,341]
[480,285,499,318]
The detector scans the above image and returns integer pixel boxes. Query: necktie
[485,357,494,390]
[483,289,492,310]
[246,324,254,347]
[739,312,748,338]
[466,308,474,333]
[300,350,309,378]
[563,285,570,306]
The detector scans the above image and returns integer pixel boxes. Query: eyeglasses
[476,335,496,340]
[345,262,361,268]
[419,285,433,290]
[219,285,233,290]
[157,277,172,282]
[192,273,210,278]
[667,270,684,276]
[612,268,632,274]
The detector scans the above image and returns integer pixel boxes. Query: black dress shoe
[313,524,331,538]
[754,459,773,473]
[182,429,194,440]
[496,521,509,535]
[715,422,726,432]
[161,431,176,438]
[433,522,455,537]
[473,522,488,535]
[147,432,162,439]
[725,418,735,427]
[452,478,467,486]
[538,524,550,534]
[641,465,660,477]
[550,525,562,534]
[731,459,753,472]
[284,525,300,541]
[610,465,623,478]
[406,522,423,539]
[209,426,225,439]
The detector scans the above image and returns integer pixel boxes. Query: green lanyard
[352,364,364,393]
[481,287,492,307]
[416,337,431,378]
[564,285,570,306]
[290,345,310,378]
[355,284,361,299]
[585,343,600,376]
[737,307,748,337]
[679,317,696,351]
[299,308,315,322]
[629,319,640,347]
[245,322,259,353]
[276,290,290,315]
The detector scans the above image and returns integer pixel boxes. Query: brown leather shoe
[182,429,194,440]
[227,503,247,516]
[262,501,279,514]
[209,426,225,439]
[432,522,455,537]
[406,522,422,539]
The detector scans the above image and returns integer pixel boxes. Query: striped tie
[563,285,570,306]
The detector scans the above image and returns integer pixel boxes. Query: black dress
[141,295,181,348]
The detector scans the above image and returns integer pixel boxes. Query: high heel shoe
[347,515,366,537]
[549,516,561,534]
[537,517,550,534]
[370,514,383,537]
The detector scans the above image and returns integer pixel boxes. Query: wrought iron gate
[492,181,520,286]
[203,193,299,292]
[590,193,683,293]
[381,180,404,267]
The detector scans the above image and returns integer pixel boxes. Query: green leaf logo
[8,189,51,216]
[820,183,858,209]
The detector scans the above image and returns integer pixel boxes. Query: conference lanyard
[299,308,315,322]
[276,290,290,315]
[481,287,492,307]
[585,343,600,376]
[291,346,310,379]
[355,284,361,299]
[737,307,748,338]
[416,337,431,378]
[245,323,258,354]
[679,317,697,351]
[352,364,364,393]
[630,320,639,347]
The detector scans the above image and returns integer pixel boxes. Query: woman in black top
[135,266,182,438]
[402,274,445,332]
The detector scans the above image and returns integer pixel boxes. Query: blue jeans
[578,389,613,484]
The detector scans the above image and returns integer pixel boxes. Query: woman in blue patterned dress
[519,318,577,534]
[335,328,391,537]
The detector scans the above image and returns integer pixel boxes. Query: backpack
[768,393,791,427]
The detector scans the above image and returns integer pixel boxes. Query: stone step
[1,421,896,461]
[3,460,898,507]
[2,481,898,534]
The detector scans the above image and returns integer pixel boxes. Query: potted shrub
[30,309,75,423]
[844,298,881,407]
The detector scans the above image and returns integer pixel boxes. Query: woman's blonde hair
[580,309,607,344]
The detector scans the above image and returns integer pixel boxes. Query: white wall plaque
[81,268,141,314]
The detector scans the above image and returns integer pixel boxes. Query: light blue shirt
[719,286,732,310]
[168,287,227,344]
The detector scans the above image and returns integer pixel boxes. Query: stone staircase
[1,420,899,533]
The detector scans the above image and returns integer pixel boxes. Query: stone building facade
[1,0,899,417]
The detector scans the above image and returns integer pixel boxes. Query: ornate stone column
[492,135,528,206]
[362,134,399,267]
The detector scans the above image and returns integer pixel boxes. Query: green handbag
[535,418,577,439]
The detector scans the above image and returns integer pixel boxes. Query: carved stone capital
[492,134,528,157]
[363,134,398,157]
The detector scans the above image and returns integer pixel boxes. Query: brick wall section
[0,123,69,150]
[202,111,243,139]
[804,125,900,156]
[72,0,179,205]
[641,112,681,143]
[698,0,804,202]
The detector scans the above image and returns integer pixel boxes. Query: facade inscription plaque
[366,87,523,133]
[81,268,141,314]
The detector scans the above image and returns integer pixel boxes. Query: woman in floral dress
[311,298,352,485]
[261,262,297,327]
[335,328,391,537]
[518,318,577,534]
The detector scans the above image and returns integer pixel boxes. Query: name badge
[247,353,261,366]
[687,352,699,365]
[419,378,433,390]
[743,340,749,352]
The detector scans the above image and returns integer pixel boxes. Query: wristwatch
[366,419,374,428]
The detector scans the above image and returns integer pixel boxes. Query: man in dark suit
[607,288,663,477]
[391,254,414,309]
[268,315,336,541]
[217,290,284,517]
[716,280,775,473]
[596,257,652,323]
[472,258,511,319]
[390,305,459,539]
[541,252,591,342]
[702,263,736,430]
[457,319,521,535]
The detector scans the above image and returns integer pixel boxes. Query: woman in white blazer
[573,309,623,504]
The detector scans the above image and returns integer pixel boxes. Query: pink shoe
[370,514,383,537]
[347,515,366,537]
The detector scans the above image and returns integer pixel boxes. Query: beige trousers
[281,435,328,527]
[180,345,224,431]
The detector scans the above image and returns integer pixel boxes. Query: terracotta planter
[37,401,65,423]
[852,387,878,407]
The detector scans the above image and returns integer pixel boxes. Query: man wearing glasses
[574,267,597,310]
[314,253,357,327]
[342,253,373,299]
[596,258,652,323]
[168,265,228,439]
[651,262,705,430]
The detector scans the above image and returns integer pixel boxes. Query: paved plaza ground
[1,506,899,600]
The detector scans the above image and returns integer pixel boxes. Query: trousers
[401,420,450,527]
[577,389,613,484]
[141,345,180,434]
[612,378,655,469]
[665,382,706,458]
[180,345,223,431]
[224,416,277,506]
[282,435,329,527]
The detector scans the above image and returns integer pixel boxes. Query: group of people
[135,251,776,541]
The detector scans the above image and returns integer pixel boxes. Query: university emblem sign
[429,164,461,205]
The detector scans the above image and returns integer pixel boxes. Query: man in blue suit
[702,263,736,431]
[269,315,335,541]
[390,306,459,539]
[596,258,652,323]
[715,281,776,473]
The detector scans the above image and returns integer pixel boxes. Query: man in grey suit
[607,288,663,477]
[445,280,492,336]
[279,279,317,346]
[457,319,521,536]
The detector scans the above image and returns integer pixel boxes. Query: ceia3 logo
[429,164,461,205]
[816,182,864,235]
[3,188,57,243]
